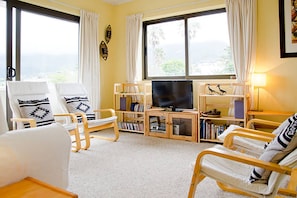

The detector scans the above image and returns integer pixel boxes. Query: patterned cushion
[249,113,297,183]
[64,96,95,122]
[18,98,55,128]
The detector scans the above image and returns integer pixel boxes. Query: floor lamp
[252,73,267,111]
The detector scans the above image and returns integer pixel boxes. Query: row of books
[200,119,228,140]
[118,122,144,132]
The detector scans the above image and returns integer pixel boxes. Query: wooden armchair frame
[55,83,119,150]
[188,130,297,197]
[74,109,119,150]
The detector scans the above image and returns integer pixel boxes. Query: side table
[0,177,78,198]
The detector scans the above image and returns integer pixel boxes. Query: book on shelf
[120,96,132,111]
[200,119,227,140]
[118,121,144,132]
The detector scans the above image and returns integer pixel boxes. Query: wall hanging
[105,25,112,44]
[100,41,108,60]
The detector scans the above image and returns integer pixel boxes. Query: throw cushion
[249,113,297,183]
[18,98,55,128]
[64,96,95,122]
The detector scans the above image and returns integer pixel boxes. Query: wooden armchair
[189,115,297,197]
[6,81,81,152]
[55,83,119,150]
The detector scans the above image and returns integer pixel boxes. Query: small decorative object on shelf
[105,24,112,43]
[100,41,108,60]
[207,84,220,95]
[207,84,227,95]
[201,109,221,118]
[217,84,227,95]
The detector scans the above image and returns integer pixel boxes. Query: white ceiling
[103,0,133,5]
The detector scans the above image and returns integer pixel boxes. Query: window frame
[6,0,79,81]
[143,8,235,80]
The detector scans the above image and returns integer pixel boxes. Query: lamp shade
[252,73,266,87]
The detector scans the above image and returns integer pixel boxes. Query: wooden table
[0,177,78,198]
[247,110,294,116]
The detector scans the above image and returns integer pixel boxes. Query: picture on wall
[279,0,297,57]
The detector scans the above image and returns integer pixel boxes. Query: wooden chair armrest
[54,113,78,123]
[223,130,274,149]
[234,128,276,138]
[93,108,116,116]
[196,147,292,175]
[247,118,281,129]
[10,118,37,128]
[277,188,297,197]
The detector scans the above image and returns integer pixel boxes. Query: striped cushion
[249,113,297,183]
[18,98,55,128]
[64,96,95,122]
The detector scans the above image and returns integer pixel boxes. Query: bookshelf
[198,82,249,143]
[113,82,151,134]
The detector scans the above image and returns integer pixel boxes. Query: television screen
[152,80,193,110]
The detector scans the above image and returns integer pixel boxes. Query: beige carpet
[67,129,248,198]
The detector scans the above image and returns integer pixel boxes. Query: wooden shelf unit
[145,109,198,142]
[198,82,249,143]
[113,82,151,134]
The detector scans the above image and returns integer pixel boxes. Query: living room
[1,0,296,115]
[1,0,297,197]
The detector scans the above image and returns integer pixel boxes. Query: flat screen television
[152,80,193,111]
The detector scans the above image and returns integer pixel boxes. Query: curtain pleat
[225,0,257,111]
[126,14,143,83]
[79,10,100,110]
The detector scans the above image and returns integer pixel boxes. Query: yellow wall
[20,0,297,116]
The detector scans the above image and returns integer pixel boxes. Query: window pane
[0,0,6,112]
[188,12,234,76]
[0,1,5,87]
[21,11,79,82]
[146,20,185,77]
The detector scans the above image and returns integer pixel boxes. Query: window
[143,8,234,79]
[20,11,79,82]
[6,0,79,83]
[4,0,80,126]
[0,1,5,87]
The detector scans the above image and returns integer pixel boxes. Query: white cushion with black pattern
[64,96,95,122]
[18,97,55,128]
[249,113,297,183]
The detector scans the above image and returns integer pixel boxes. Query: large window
[6,0,79,83]
[143,8,234,79]
[20,11,79,82]
[3,0,79,126]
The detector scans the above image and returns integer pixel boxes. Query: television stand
[145,109,198,142]
[163,106,184,112]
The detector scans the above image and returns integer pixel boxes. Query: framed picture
[279,0,297,57]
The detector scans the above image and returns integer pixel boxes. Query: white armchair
[6,81,81,152]
[0,123,71,189]
[55,83,119,150]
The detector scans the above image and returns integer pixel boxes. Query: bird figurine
[217,84,227,95]
[207,84,220,95]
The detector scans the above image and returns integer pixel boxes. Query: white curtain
[79,10,100,110]
[225,0,257,108]
[126,14,143,83]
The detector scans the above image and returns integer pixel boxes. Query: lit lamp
[252,73,267,111]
